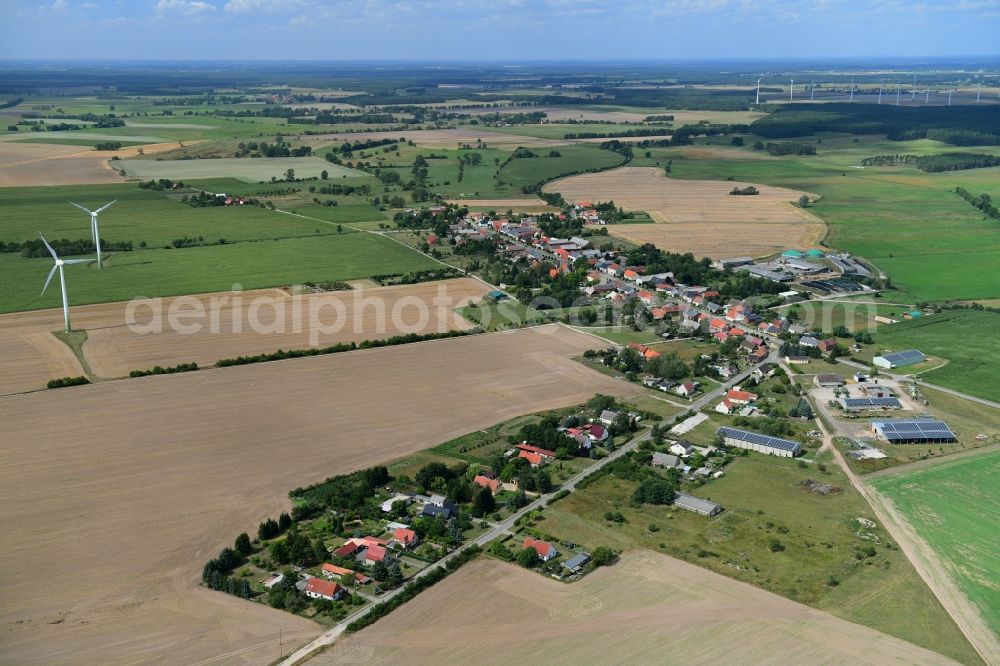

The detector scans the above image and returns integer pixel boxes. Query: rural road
[810,389,1000,665]
[278,355,764,665]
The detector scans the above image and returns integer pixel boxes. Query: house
[716,426,801,458]
[582,423,609,442]
[799,336,820,348]
[668,441,695,457]
[751,363,775,382]
[818,337,839,353]
[870,418,956,443]
[392,527,419,549]
[628,342,661,360]
[523,537,558,561]
[562,552,591,573]
[421,503,457,519]
[715,398,738,415]
[814,373,845,388]
[725,388,758,405]
[652,452,681,468]
[516,443,557,463]
[305,578,347,601]
[873,349,925,369]
[473,474,502,494]
[675,380,699,397]
[674,492,723,517]
[598,409,619,425]
[426,494,448,507]
[363,544,391,566]
[380,494,412,513]
[334,542,363,558]
[321,563,371,585]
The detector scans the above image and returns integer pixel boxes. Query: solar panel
[716,427,800,453]
[843,397,901,408]
[871,419,956,441]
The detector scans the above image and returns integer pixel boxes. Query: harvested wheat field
[0,279,489,391]
[325,551,957,665]
[445,197,558,211]
[0,139,184,186]
[546,167,825,259]
[0,325,640,665]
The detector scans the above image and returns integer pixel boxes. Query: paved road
[835,357,1000,410]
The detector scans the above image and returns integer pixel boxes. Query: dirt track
[0,279,488,393]
[545,166,825,259]
[325,551,957,665]
[0,325,640,665]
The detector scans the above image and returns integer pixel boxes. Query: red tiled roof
[523,536,555,558]
[306,578,343,599]
[365,544,389,562]
[516,443,557,457]
[473,475,502,493]
[394,527,417,544]
[519,451,544,466]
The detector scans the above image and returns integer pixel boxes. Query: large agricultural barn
[870,418,957,444]
[839,397,903,411]
[715,427,802,458]
[873,350,926,369]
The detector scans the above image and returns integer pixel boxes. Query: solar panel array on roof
[842,397,902,409]
[871,418,956,442]
[882,350,925,364]
[716,427,800,453]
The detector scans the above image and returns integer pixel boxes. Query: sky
[0,0,998,61]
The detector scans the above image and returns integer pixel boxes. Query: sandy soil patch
[0,325,640,665]
[0,140,186,186]
[302,128,565,149]
[327,551,956,665]
[546,166,825,259]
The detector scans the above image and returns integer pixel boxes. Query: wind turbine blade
[41,264,58,295]
[70,202,94,214]
[39,233,59,260]
[63,258,91,264]
[95,200,118,214]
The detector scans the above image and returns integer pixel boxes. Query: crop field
[328,552,961,665]
[631,136,1000,301]
[303,128,566,149]
[776,300,916,332]
[871,450,1000,646]
[870,309,1000,402]
[546,166,824,259]
[538,453,980,664]
[0,325,641,665]
[498,144,626,192]
[0,138,182,186]
[0,308,86,396]
[116,156,365,182]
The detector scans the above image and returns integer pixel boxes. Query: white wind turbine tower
[878,83,883,105]
[789,79,794,102]
[895,80,901,106]
[810,81,815,102]
[70,200,116,269]
[849,81,854,102]
[39,234,90,333]
[756,77,762,105]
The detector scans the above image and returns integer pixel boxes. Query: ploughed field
[545,166,824,259]
[0,325,640,665]
[326,551,958,665]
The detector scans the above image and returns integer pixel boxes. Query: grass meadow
[871,450,1000,643]
[498,144,626,191]
[540,452,982,665]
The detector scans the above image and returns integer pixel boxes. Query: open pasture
[329,551,960,665]
[0,325,640,665]
[545,166,824,259]
[116,156,365,182]
[871,450,1000,646]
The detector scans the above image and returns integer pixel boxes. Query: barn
[716,427,801,458]
[870,418,956,444]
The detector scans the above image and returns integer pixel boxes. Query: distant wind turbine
[790,79,794,102]
[849,81,854,103]
[878,84,883,105]
[70,200,116,269]
[810,81,815,102]
[977,82,982,104]
[925,89,930,104]
[895,80,901,106]
[756,77,762,105]
[39,234,90,333]
[948,89,953,106]
[911,75,917,101]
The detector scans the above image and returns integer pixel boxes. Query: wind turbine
[911,75,917,101]
[789,79,794,102]
[895,81,901,106]
[39,234,90,333]
[948,89,953,106]
[878,84,883,105]
[810,81,815,102]
[70,200,116,269]
[977,82,982,104]
[849,81,854,103]
[756,77,762,105]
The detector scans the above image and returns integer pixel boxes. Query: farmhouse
[392,527,419,549]
[716,427,801,458]
[814,373,844,388]
[675,380,700,397]
[305,578,347,602]
[651,452,681,468]
[473,474,501,494]
[321,563,371,584]
[668,441,695,457]
[840,397,902,411]
[523,537,558,561]
[725,388,758,405]
[516,443,557,467]
[674,492,723,517]
[870,418,956,444]
[873,350,925,369]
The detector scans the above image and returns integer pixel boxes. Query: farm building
[713,257,753,270]
[839,397,902,411]
[562,552,591,573]
[873,349,925,369]
[651,452,681,468]
[815,373,845,388]
[870,418,956,444]
[674,492,723,517]
[857,382,893,398]
[716,427,801,458]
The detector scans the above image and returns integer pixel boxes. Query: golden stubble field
[326,551,957,665]
[0,325,641,665]
[0,278,489,394]
[0,139,183,186]
[545,166,825,259]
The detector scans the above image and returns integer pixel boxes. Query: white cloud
[225,0,304,13]
[155,0,217,15]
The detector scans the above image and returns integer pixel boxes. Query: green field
[541,452,983,665]
[497,144,626,191]
[116,157,365,182]
[872,450,1000,643]
[871,309,1000,402]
